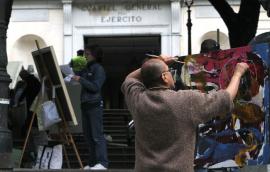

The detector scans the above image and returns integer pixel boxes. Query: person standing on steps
[72,45,108,170]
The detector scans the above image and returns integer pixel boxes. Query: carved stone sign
[101,16,143,23]
[74,2,169,25]
[77,3,161,12]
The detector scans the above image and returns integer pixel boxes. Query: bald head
[141,58,167,88]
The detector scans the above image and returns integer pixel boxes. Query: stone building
[7,0,270,108]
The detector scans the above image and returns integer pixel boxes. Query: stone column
[62,0,73,64]
[0,0,13,168]
[170,0,181,56]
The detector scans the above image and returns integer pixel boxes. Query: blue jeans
[81,101,108,167]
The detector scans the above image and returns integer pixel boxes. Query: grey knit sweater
[121,78,233,172]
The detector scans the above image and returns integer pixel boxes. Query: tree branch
[208,0,237,28]
[239,0,260,21]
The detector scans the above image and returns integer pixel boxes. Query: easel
[18,96,83,169]
[18,41,83,169]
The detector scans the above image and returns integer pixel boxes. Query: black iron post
[0,0,13,169]
[185,0,193,55]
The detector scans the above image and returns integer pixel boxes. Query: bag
[34,144,63,169]
[31,77,61,131]
[40,100,61,130]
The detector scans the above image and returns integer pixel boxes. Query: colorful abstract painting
[172,43,270,168]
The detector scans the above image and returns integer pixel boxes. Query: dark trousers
[81,102,108,167]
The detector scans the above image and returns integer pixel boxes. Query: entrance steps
[13,109,135,170]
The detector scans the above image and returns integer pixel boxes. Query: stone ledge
[13,169,133,172]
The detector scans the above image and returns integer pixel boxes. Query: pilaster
[62,0,73,63]
[171,0,181,56]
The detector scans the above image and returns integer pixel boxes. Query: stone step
[16,108,135,170]
[65,154,135,162]
[63,160,135,169]
[104,121,128,125]
[104,126,129,130]
[14,168,134,172]
[66,146,135,154]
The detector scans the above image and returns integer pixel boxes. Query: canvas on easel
[31,46,77,126]
[19,42,83,169]
[172,42,270,169]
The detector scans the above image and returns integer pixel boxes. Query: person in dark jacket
[19,68,41,136]
[72,45,108,170]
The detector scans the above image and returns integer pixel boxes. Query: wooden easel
[18,103,83,169]
[18,41,83,169]
[18,99,84,169]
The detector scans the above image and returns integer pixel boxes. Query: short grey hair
[141,58,166,88]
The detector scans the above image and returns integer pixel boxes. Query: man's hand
[72,75,80,81]
[234,63,249,78]
[225,62,249,100]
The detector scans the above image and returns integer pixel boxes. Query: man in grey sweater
[121,56,249,172]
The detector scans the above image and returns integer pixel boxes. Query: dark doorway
[84,35,161,109]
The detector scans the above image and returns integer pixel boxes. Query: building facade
[7,0,270,66]
[7,0,270,109]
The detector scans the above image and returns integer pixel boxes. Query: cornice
[12,0,241,8]
[193,0,240,6]
[62,0,73,3]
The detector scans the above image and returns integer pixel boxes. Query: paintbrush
[145,54,185,64]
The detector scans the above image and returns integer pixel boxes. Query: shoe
[90,163,107,170]
[83,165,91,170]
[105,134,112,142]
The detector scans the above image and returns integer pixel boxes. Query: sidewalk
[13,169,133,172]
[0,165,267,172]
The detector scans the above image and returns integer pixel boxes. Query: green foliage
[72,56,87,72]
